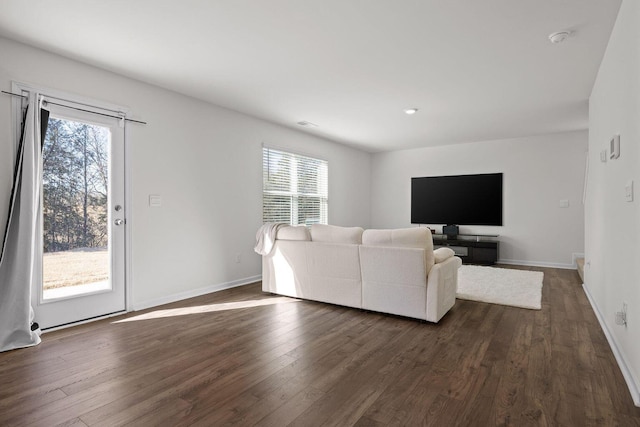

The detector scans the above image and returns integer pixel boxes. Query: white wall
[371,132,587,268]
[0,37,371,308]
[586,0,640,405]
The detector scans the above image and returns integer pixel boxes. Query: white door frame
[12,81,134,327]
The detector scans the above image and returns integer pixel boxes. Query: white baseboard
[582,283,640,407]
[497,258,576,270]
[132,275,262,311]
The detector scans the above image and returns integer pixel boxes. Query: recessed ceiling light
[297,120,318,128]
[404,108,419,115]
[548,31,570,44]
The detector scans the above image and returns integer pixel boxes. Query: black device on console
[442,224,459,237]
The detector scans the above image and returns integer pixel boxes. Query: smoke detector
[548,31,570,44]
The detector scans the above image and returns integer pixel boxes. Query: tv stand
[432,233,499,265]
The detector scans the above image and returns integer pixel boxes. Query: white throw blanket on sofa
[254,222,286,255]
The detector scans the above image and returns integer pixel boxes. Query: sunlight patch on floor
[113,296,301,323]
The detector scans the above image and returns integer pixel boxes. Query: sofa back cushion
[277,225,311,241]
[310,224,364,244]
[362,227,435,273]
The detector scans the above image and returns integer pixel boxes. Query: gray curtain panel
[0,96,43,352]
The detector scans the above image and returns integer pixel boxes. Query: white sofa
[261,224,461,323]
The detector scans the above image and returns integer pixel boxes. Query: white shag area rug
[457,265,543,310]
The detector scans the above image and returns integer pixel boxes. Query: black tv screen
[411,173,503,226]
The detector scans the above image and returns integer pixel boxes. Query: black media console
[432,233,499,265]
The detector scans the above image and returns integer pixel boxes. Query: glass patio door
[33,103,126,329]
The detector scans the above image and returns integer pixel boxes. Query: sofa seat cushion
[310,224,364,244]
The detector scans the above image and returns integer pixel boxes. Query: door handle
[114,219,124,226]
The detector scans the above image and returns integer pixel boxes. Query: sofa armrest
[425,255,462,323]
[433,247,455,263]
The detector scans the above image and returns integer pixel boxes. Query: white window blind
[263,147,328,225]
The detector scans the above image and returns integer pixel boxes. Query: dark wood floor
[1,266,639,426]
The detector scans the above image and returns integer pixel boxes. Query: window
[42,116,111,299]
[263,147,328,225]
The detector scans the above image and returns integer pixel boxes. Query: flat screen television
[411,173,503,226]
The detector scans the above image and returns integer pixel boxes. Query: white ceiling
[0,1,621,152]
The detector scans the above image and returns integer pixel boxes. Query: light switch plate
[559,199,570,208]
[610,134,620,159]
[625,181,633,202]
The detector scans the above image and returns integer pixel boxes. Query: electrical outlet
[149,194,162,207]
[235,254,242,264]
